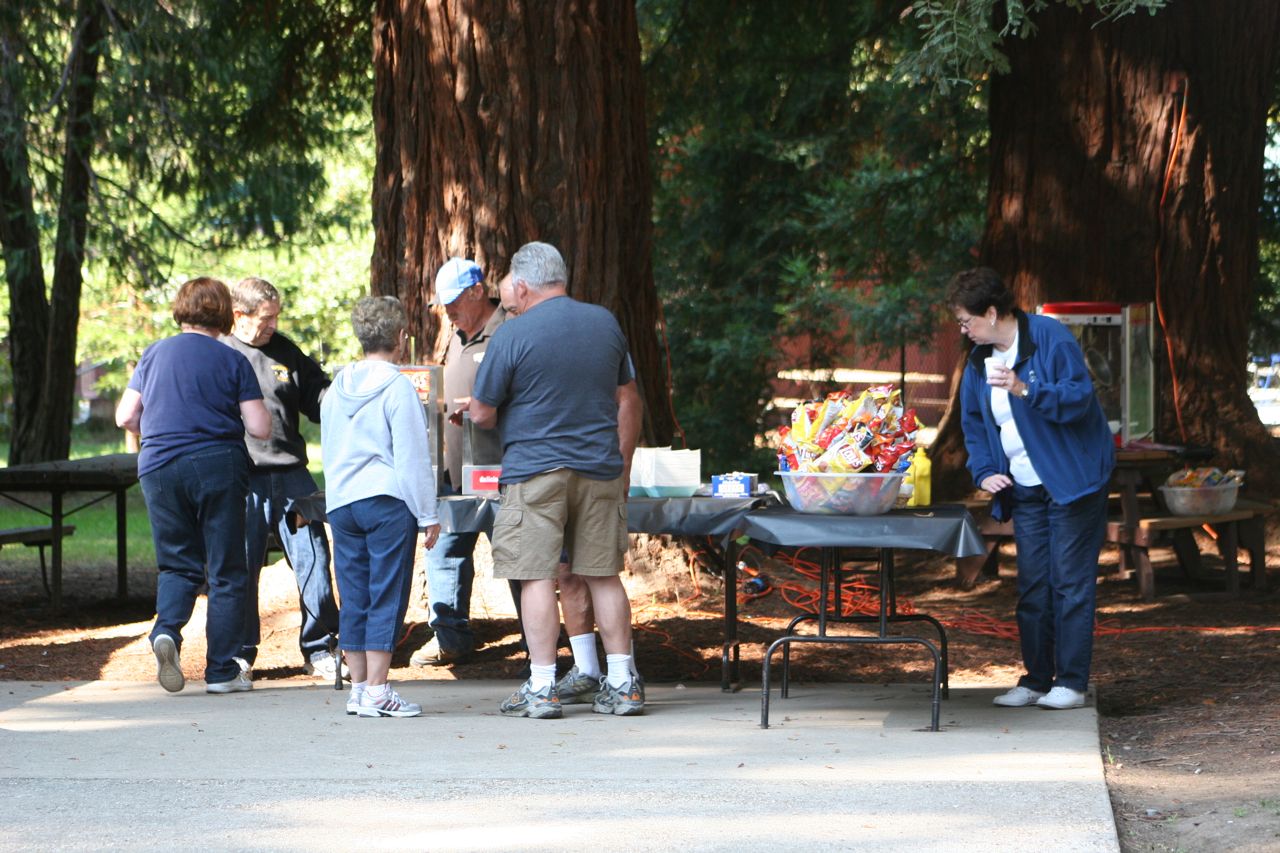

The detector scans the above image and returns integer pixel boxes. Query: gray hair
[509,241,568,291]
[232,277,281,314]
[351,296,406,354]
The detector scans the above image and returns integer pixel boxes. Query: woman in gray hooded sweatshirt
[322,296,440,717]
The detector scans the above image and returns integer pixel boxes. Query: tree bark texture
[931,0,1280,497]
[0,33,50,465]
[1,0,102,464]
[371,0,674,444]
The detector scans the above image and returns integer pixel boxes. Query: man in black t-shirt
[221,277,343,681]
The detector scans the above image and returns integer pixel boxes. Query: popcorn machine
[461,413,503,494]
[397,365,445,493]
[1037,302,1155,445]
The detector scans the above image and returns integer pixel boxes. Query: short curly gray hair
[351,296,406,354]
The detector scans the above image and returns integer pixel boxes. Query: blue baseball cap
[432,258,484,305]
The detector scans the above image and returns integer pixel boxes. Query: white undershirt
[989,331,1042,486]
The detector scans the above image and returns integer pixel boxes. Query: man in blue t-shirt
[467,241,643,719]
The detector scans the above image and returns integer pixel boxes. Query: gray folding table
[738,504,985,731]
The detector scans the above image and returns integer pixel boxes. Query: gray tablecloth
[739,504,985,558]
[626,496,769,538]
[288,492,768,539]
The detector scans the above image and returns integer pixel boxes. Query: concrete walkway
[0,678,1117,852]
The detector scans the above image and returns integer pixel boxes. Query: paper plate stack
[629,447,701,498]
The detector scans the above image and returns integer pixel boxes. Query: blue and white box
[712,472,758,498]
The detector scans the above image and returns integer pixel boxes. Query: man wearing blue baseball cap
[410,258,508,666]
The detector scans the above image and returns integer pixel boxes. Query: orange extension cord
[1154,79,1191,444]
[730,543,1280,641]
[409,533,1275,674]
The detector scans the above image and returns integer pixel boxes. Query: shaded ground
[1,532,1278,852]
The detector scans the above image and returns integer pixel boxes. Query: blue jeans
[426,484,525,653]
[239,466,339,665]
[1010,483,1109,693]
[329,495,418,653]
[426,529,480,653]
[140,445,250,685]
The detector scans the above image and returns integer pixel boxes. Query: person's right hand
[980,474,1013,494]
[447,397,471,426]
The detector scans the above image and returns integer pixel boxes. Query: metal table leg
[720,540,741,692]
[116,487,129,598]
[51,491,63,612]
[761,546,948,732]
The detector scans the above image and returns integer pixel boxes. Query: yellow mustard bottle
[907,447,932,507]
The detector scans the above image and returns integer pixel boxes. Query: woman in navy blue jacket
[948,268,1115,710]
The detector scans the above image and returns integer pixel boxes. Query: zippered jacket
[321,360,439,527]
[959,310,1116,521]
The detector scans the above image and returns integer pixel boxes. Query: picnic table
[0,453,140,610]
[958,449,1272,599]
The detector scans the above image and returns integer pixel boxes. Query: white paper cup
[984,357,1003,380]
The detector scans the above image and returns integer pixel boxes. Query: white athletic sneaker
[356,684,421,718]
[992,686,1046,707]
[304,651,349,681]
[152,634,184,693]
[1036,686,1087,710]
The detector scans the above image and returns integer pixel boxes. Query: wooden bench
[959,494,1272,600]
[0,525,78,597]
[956,497,1013,587]
[1106,504,1270,601]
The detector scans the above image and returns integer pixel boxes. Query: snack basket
[1158,483,1239,516]
[777,471,905,516]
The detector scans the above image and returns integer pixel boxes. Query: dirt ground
[1,530,1277,852]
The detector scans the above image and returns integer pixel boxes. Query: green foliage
[641,0,986,473]
[4,0,371,278]
[0,484,155,571]
[900,0,1169,90]
[1,1,374,417]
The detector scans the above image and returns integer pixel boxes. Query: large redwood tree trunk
[932,0,1280,497]
[370,0,673,443]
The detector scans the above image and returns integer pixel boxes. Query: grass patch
[0,484,155,570]
[1,429,326,578]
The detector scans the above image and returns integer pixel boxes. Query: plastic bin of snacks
[1158,483,1239,516]
[777,471,905,516]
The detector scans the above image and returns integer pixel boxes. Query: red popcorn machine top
[1037,302,1155,446]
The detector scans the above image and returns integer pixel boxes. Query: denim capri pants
[328,495,419,652]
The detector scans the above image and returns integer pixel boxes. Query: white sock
[606,654,632,688]
[365,682,388,698]
[569,633,601,678]
[350,680,367,695]
[529,663,556,691]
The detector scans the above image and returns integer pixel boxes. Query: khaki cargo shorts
[491,469,628,580]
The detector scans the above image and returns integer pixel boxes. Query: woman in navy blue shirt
[949,267,1115,711]
[117,277,270,694]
